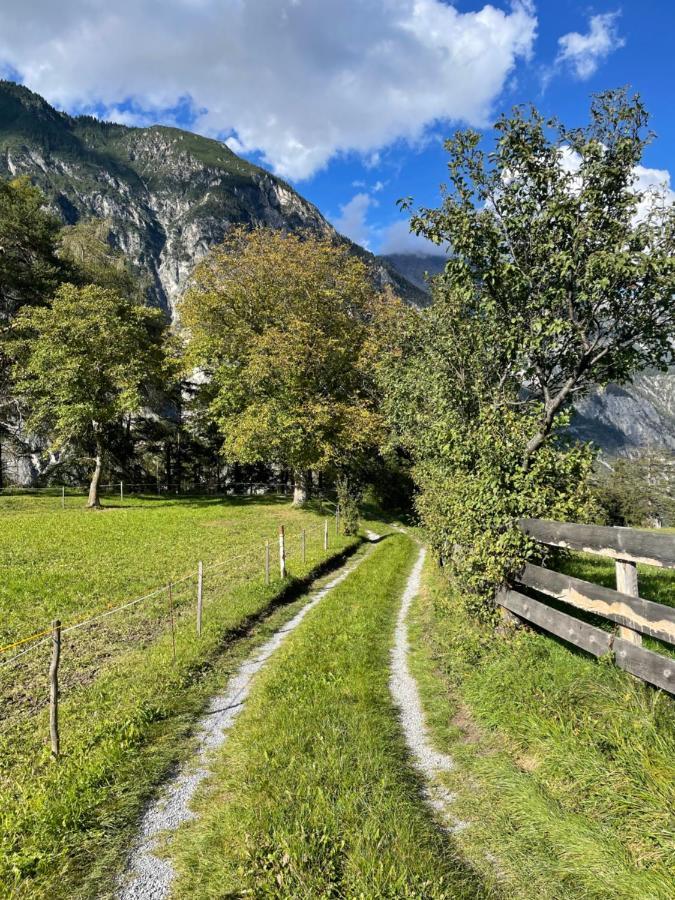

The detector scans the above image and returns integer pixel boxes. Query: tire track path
[119,538,378,900]
[389,543,468,833]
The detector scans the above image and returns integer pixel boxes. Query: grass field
[409,556,675,899]
[0,493,359,898]
[170,533,487,899]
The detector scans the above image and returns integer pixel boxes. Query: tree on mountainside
[0,176,66,486]
[12,284,168,507]
[58,218,144,301]
[382,89,675,610]
[180,228,391,505]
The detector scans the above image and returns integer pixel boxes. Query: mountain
[380,252,446,293]
[0,80,425,315]
[2,80,673,459]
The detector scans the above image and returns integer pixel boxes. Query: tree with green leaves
[180,227,389,504]
[383,89,675,611]
[13,284,167,507]
[0,176,66,486]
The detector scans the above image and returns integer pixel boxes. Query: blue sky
[1,1,674,254]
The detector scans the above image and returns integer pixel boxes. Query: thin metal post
[61,485,65,509]
[301,528,306,565]
[49,619,61,758]
[197,561,203,636]
[324,518,328,551]
[120,481,124,503]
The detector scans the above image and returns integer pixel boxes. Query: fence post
[324,518,329,551]
[120,481,124,503]
[336,505,340,536]
[279,525,286,578]
[615,560,642,645]
[61,485,65,510]
[168,581,176,661]
[265,540,271,585]
[301,528,306,565]
[49,619,61,758]
[197,561,203,636]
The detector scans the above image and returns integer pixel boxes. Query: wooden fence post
[197,561,203,636]
[301,528,306,565]
[49,619,61,758]
[324,518,328,551]
[279,526,286,578]
[61,485,65,509]
[120,481,124,503]
[168,581,176,661]
[615,560,642,645]
[265,540,270,585]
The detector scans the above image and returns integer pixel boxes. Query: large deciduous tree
[13,284,167,507]
[180,228,388,504]
[383,89,675,610]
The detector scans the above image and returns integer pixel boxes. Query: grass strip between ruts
[170,533,489,900]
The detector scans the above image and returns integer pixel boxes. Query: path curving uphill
[119,539,378,900]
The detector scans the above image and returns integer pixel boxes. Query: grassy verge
[0,495,358,898]
[170,534,487,899]
[407,557,675,900]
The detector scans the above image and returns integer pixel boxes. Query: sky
[1,1,674,255]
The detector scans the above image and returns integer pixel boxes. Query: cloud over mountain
[0,0,536,179]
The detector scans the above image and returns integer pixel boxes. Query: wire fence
[0,512,342,755]
[0,480,303,509]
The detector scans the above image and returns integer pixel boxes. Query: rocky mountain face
[0,81,424,316]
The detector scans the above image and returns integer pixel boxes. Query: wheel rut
[118,538,378,900]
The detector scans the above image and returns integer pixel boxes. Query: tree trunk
[292,470,311,506]
[87,443,104,509]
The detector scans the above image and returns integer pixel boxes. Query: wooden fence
[496,519,675,695]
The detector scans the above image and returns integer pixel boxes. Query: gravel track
[118,539,378,900]
[390,543,468,833]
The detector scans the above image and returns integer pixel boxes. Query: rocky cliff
[0,80,424,316]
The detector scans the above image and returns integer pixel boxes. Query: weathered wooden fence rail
[496,518,675,695]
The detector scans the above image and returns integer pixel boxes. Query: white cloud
[557,147,674,223]
[332,193,377,248]
[632,164,675,222]
[0,0,537,180]
[378,219,446,256]
[556,12,624,80]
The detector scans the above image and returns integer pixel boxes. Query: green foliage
[181,228,389,483]
[336,474,360,535]
[12,283,167,496]
[380,281,598,614]
[593,452,675,527]
[407,89,675,459]
[58,217,144,300]
[382,90,675,611]
[0,176,63,322]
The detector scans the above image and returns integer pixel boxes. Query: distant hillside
[0,80,425,314]
[380,252,446,293]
